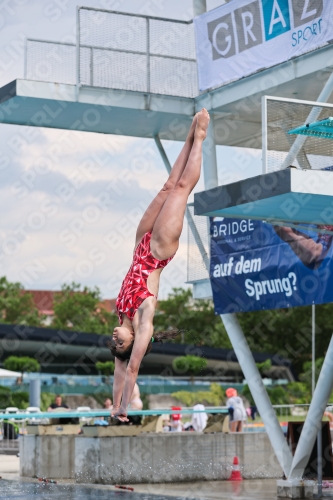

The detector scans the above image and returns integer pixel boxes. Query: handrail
[0,407,228,420]
[78,6,193,24]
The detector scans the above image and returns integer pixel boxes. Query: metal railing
[0,407,228,451]
[24,7,198,99]
[1,403,331,451]
[244,403,333,433]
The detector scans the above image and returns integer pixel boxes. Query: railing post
[146,18,150,99]
[262,95,268,174]
[76,6,80,101]
[24,38,27,79]
[90,47,93,86]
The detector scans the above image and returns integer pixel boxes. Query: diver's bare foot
[195,108,210,141]
[188,112,200,140]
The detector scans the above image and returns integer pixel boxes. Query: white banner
[194,0,333,91]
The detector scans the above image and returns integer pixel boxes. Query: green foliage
[172,383,225,406]
[40,392,54,412]
[242,381,311,407]
[0,276,42,326]
[11,391,29,409]
[172,355,207,380]
[4,356,40,377]
[256,359,272,375]
[300,357,324,389]
[95,361,115,376]
[154,288,232,349]
[51,282,118,334]
[0,386,29,409]
[236,304,333,373]
[0,386,12,408]
[0,387,53,411]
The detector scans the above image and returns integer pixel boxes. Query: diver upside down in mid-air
[110,108,210,421]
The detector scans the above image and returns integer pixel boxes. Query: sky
[0,0,261,299]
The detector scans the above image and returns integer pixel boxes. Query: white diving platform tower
[1,4,333,491]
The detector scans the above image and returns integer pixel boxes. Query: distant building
[22,290,116,325]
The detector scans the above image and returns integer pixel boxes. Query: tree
[256,359,272,376]
[236,304,333,374]
[3,356,40,382]
[172,355,207,383]
[96,361,115,376]
[154,288,232,349]
[172,383,225,406]
[0,276,42,326]
[51,282,118,334]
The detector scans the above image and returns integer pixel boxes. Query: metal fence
[262,96,333,173]
[25,8,198,98]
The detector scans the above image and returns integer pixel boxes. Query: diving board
[194,168,333,226]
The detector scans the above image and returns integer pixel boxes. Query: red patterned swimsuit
[116,232,174,324]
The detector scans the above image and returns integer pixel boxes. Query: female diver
[111,108,210,422]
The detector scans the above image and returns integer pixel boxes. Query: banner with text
[194,0,333,91]
[210,217,333,314]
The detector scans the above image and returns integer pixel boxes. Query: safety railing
[24,7,198,99]
[0,407,228,451]
[2,404,331,446]
[244,403,333,433]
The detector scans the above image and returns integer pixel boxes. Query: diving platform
[1,40,333,146]
[194,168,333,227]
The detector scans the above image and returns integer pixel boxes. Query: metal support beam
[154,135,209,269]
[289,335,333,479]
[200,113,293,477]
[220,314,293,477]
[202,119,218,189]
[281,71,333,170]
[192,0,207,16]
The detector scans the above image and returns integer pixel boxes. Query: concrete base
[26,424,81,435]
[20,432,283,484]
[277,479,316,499]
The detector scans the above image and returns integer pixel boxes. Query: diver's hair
[109,328,182,362]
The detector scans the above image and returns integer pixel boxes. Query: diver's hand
[111,404,120,418]
[114,406,128,422]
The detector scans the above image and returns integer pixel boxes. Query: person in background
[103,397,113,424]
[117,383,143,426]
[170,406,183,432]
[225,388,247,433]
[47,395,69,412]
[128,383,143,425]
[191,403,208,432]
[103,398,112,410]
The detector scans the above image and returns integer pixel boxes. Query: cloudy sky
[0,0,261,299]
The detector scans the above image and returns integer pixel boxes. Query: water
[0,481,183,500]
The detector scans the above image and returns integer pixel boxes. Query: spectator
[170,406,183,432]
[191,403,207,432]
[128,383,143,425]
[47,395,69,412]
[103,398,112,410]
[226,388,247,433]
[103,397,113,424]
[117,383,143,426]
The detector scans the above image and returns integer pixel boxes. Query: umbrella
[0,368,21,378]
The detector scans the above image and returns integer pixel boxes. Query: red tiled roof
[22,290,116,315]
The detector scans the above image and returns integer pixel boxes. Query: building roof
[22,290,116,316]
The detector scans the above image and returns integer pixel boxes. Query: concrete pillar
[29,379,41,408]
[193,0,207,17]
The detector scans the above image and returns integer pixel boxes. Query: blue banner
[210,217,333,314]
